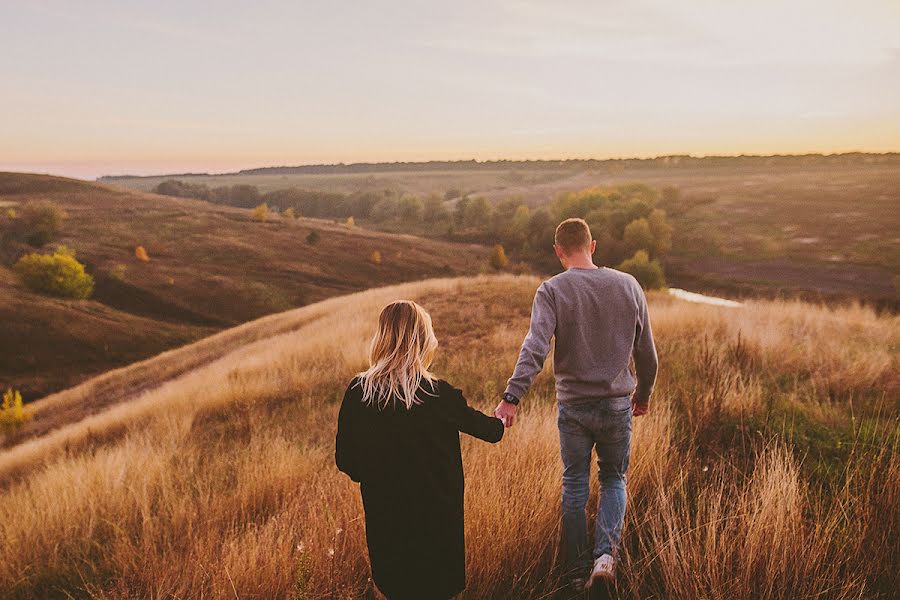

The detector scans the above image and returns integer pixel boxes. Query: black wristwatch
[501,392,520,406]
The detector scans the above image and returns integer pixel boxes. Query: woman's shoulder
[427,378,464,402]
[344,376,364,398]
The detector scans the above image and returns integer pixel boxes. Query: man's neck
[564,254,597,270]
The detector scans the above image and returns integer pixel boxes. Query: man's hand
[632,400,649,417]
[495,400,518,428]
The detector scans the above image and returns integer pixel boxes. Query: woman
[336,300,504,600]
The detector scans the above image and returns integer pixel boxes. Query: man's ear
[589,240,597,255]
[553,244,564,259]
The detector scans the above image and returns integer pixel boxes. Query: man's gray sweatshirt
[504,266,658,404]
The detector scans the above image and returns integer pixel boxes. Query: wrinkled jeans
[557,395,632,574]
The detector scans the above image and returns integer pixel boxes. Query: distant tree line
[100,152,899,182]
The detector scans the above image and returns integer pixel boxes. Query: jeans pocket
[607,395,632,413]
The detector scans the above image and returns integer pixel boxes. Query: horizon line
[92,150,900,181]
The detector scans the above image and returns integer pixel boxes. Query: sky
[1,0,898,179]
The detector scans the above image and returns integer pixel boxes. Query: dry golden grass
[0,275,896,599]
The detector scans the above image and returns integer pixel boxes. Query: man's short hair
[554,218,592,253]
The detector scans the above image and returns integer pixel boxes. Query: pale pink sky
[1,0,898,179]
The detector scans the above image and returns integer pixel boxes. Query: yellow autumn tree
[283,207,296,219]
[0,388,30,429]
[346,216,355,227]
[490,244,509,270]
[370,250,382,265]
[252,203,269,222]
[135,246,150,262]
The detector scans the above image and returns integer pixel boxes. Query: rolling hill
[0,173,489,399]
[0,275,896,599]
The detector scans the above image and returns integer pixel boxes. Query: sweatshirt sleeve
[504,282,557,402]
[632,285,658,405]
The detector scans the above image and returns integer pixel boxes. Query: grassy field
[0,275,896,599]
[0,173,488,399]
[108,161,900,303]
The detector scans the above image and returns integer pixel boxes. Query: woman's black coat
[335,377,504,600]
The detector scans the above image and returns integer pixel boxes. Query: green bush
[617,250,666,290]
[14,246,95,299]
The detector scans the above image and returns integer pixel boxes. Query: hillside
[0,275,896,599]
[0,173,488,399]
[106,157,900,305]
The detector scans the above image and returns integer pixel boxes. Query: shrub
[398,196,424,224]
[306,230,321,244]
[153,180,212,201]
[282,207,296,220]
[109,263,128,281]
[370,197,400,222]
[135,246,150,262]
[252,204,269,222]
[231,185,261,208]
[623,218,655,254]
[490,244,509,270]
[14,246,94,299]
[463,197,492,229]
[648,208,673,256]
[370,250,382,266]
[0,389,30,429]
[423,195,450,223]
[617,250,666,289]
[16,202,66,247]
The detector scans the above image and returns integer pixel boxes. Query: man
[495,217,658,592]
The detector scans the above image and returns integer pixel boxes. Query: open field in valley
[106,158,900,304]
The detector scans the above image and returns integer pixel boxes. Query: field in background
[0,275,896,599]
[108,160,900,303]
[0,173,488,399]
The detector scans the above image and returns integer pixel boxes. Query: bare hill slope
[0,172,488,398]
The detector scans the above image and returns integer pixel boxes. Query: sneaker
[584,554,615,589]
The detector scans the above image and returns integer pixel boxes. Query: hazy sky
[1,0,898,178]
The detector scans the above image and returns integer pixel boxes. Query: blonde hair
[555,218,592,253]
[359,300,439,409]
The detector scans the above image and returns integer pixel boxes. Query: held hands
[494,400,518,428]
[494,397,647,425]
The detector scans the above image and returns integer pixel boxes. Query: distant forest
[98,152,899,181]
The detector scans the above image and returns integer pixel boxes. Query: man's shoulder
[546,267,638,288]
[601,267,641,288]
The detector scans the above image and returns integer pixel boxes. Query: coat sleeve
[440,381,504,443]
[335,380,365,482]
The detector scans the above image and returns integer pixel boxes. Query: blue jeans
[557,396,632,574]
